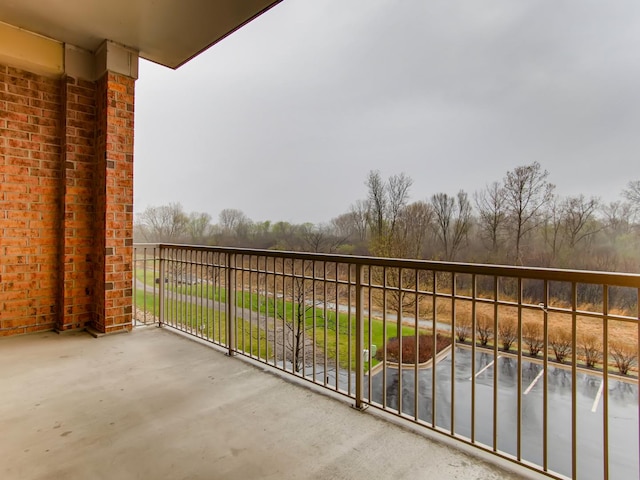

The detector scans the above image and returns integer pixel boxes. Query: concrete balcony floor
[0,327,530,480]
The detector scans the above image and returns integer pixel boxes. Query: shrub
[376,334,452,364]
[498,318,518,352]
[476,313,493,346]
[455,317,471,343]
[610,342,637,375]
[580,334,602,369]
[549,329,572,363]
[523,321,544,357]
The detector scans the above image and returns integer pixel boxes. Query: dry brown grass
[414,294,638,374]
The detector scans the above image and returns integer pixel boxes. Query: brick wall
[0,65,62,336]
[0,64,134,336]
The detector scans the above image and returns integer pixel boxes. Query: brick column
[58,76,97,331]
[58,41,138,336]
[92,71,135,334]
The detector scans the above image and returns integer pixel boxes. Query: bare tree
[186,211,214,245]
[601,201,633,238]
[366,170,387,242]
[562,195,601,249]
[218,208,248,234]
[365,170,414,257]
[332,206,368,244]
[301,223,346,253]
[387,173,413,236]
[394,201,433,259]
[503,162,554,264]
[137,203,188,242]
[622,180,640,217]
[431,191,472,261]
[474,181,506,254]
[349,199,371,242]
[541,195,564,265]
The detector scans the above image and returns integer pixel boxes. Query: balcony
[2,319,523,479]
[2,244,638,480]
[126,244,638,480]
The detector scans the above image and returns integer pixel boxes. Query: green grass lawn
[134,283,270,359]
[134,268,419,369]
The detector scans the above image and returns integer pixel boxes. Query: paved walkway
[0,327,532,480]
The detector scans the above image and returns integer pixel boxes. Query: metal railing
[133,243,640,480]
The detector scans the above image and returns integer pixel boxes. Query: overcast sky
[133,0,640,224]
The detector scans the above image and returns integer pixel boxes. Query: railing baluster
[323,261,328,386]
[226,253,236,356]
[158,246,165,327]
[543,279,549,472]
[517,277,523,461]
[382,266,388,410]
[414,268,419,422]
[312,261,317,381]
[493,275,499,452]
[347,263,352,396]
[355,263,364,410]
[603,284,609,480]
[431,270,437,428]
[367,267,373,403]
[451,272,456,435]
[471,274,477,443]
[571,282,577,479]
[334,262,339,390]
[398,267,403,416]
[637,287,640,480]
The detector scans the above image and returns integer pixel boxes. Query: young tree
[503,162,554,264]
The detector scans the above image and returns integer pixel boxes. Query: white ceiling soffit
[0,0,282,69]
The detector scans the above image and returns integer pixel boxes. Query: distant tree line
[135,163,640,272]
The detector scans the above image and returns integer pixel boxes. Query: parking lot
[366,348,638,480]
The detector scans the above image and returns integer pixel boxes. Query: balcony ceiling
[0,0,281,68]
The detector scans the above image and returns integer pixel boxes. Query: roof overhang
[0,0,282,69]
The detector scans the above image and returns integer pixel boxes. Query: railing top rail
[133,243,640,288]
